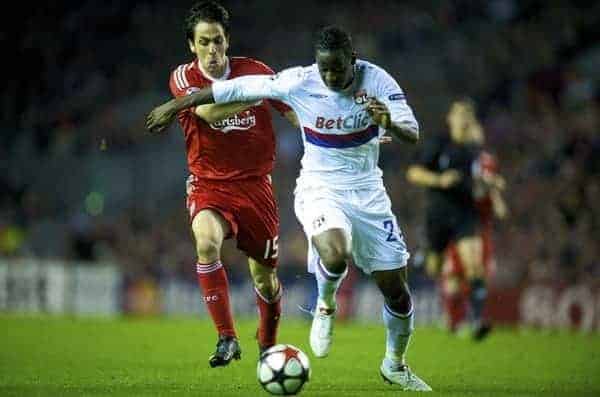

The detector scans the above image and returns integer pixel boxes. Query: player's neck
[198,57,231,81]
[340,65,357,92]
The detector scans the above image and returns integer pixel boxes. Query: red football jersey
[169,57,291,180]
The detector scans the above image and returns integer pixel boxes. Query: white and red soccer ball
[257,344,311,395]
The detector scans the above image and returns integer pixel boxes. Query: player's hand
[486,173,506,191]
[438,170,461,188]
[145,99,178,134]
[366,98,391,129]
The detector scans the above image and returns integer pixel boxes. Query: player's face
[316,49,354,91]
[189,21,229,77]
[447,103,474,142]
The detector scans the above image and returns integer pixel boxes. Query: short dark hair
[185,1,231,42]
[315,26,353,57]
[452,96,477,114]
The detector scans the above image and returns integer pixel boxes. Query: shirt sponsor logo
[309,93,328,98]
[210,110,257,133]
[315,110,371,130]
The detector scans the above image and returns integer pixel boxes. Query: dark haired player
[164,1,298,368]
[407,99,506,340]
[147,25,432,391]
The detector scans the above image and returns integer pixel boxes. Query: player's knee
[425,252,442,278]
[444,277,461,295]
[195,235,221,262]
[318,245,350,273]
[457,237,483,278]
[385,286,412,315]
[464,260,485,280]
[252,269,279,300]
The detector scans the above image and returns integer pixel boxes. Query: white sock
[315,259,347,310]
[382,303,414,365]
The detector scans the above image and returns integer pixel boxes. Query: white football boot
[309,299,335,358]
[380,359,433,392]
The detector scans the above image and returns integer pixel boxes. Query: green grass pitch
[1,314,599,396]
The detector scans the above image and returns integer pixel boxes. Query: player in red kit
[163,1,297,367]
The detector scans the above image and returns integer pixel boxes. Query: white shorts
[294,185,410,275]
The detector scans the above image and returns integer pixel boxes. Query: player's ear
[188,39,196,54]
[224,33,230,51]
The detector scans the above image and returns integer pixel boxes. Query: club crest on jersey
[354,89,368,104]
[210,110,257,133]
[313,215,326,230]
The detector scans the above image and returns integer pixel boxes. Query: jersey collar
[197,57,231,81]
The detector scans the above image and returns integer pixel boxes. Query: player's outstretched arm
[146,87,215,133]
[406,165,461,189]
[195,101,258,124]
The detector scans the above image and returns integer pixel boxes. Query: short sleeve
[376,68,419,135]
[250,61,293,115]
[169,64,203,98]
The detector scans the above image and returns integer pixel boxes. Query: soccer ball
[257,344,310,395]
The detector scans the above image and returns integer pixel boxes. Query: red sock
[196,261,236,338]
[255,284,282,349]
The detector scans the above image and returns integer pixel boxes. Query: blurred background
[2,0,599,330]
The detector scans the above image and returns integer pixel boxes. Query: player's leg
[455,233,490,339]
[372,268,432,391]
[306,228,351,357]
[423,208,447,279]
[235,175,283,354]
[441,244,468,333]
[425,251,443,279]
[373,267,413,364]
[349,188,430,390]
[425,212,456,330]
[192,209,241,367]
[294,188,352,357]
[312,228,352,311]
[248,257,282,353]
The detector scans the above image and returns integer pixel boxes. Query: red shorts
[186,174,279,267]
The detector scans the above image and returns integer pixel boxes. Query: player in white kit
[146,26,432,392]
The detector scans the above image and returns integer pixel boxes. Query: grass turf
[1,314,599,396]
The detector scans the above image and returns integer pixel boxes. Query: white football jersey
[212,59,419,190]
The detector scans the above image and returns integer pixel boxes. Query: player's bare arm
[146,87,215,133]
[366,98,418,144]
[482,172,506,191]
[406,165,461,189]
[490,187,509,220]
[195,101,258,124]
